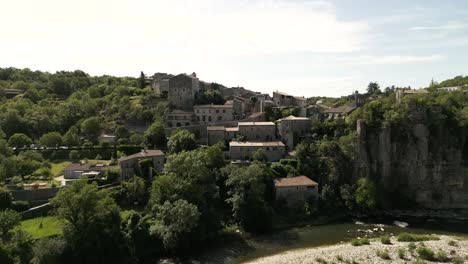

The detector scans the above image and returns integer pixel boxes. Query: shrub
[380,235,391,244]
[376,249,391,260]
[407,242,416,252]
[336,255,343,261]
[451,256,464,264]
[351,237,370,246]
[397,232,439,242]
[398,248,406,259]
[315,257,328,264]
[448,240,458,247]
[417,246,435,261]
[435,250,449,262]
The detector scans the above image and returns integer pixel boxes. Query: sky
[1,0,467,97]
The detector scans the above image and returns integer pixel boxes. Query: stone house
[323,105,357,119]
[62,163,108,179]
[119,149,165,179]
[436,86,461,92]
[229,141,285,162]
[276,115,311,148]
[164,109,195,128]
[275,176,318,206]
[194,104,235,123]
[272,91,307,117]
[395,88,429,103]
[168,73,200,111]
[207,121,277,145]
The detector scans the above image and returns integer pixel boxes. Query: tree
[144,122,166,149]
[8,133,32,148]
[355,178,377,210]
[68,150,80,162]
[30,237,66,264]
[50,180,126,263]
[129,133,145,145]
[252,149,268,162]
[149,199,200,251]
[366,82,381,95]
[224,163,274,233]
[0,187,12,210]
[39,132,62,147]
[80,117,101,138]
[63,126,80,146]
[0,209,21,240]
[120,176,147,206]
[138,71,146,89]
[7,229,34,264]
[167,130,196,154]
[115,125,129,140]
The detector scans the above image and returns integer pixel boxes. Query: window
[217,116,222,121]
[216,110,219,113]
[202,116,206,121]
[197,116,200,121]
[208,116,212,122]
[223,110,226,113]
[307,186,315,190]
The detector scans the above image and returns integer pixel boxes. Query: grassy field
[50,161,72,176]
[18,216,63,239]
[19,210,134,239]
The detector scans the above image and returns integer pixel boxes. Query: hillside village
[0,68,467,263]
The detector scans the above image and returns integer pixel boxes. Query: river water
[193,219,468,264]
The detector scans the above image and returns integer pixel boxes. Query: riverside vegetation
[0,68,467,263]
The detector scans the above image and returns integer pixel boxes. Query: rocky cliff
[354,108,468,209]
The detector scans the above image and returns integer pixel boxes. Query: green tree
[7,229,34,264]
[63,126,80,146]
[224,163,274,233]
[30,237,66,264]
[0,187,12,210]
[115,125,129,140]
[144,122,166,149]
[252,148,268,162]
[68,150,80,162]
[0,209,21,240]
[120,176,147,206]
[50,180,126,263]
[39,132,62,147]
[80,117,101,138]
[355,178,377,210]
[8,133,32,148]
[167,130,196,154]
[129,133,145,145]
[138,71,146,89]
[149,199,200,251]
[366,82,381,95]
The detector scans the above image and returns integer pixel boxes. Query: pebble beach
[243,235,468,264]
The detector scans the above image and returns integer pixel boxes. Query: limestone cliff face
[354,112,468,209]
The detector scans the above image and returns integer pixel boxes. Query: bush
[397,232,439,242]
[417,246,435,261]
[351,237,370,246]
[435,250,449,262]
[448,240,458,247]
[408,242,417,253]
[398,248,406,259]
[380,234,391,244]
[451,256,464,264]
[376,249,391,260]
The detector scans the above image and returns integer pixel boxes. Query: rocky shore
[243,235,468,264]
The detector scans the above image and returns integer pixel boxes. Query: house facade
[119,150,165,179]
[62,163,108,179]
[206,121,277,145]
[229,141,285,162]
[277,115,311,148]
[164,109,195,128]
[275,176,319,206]
[194,104,235,123]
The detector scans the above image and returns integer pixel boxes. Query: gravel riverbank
[242,235,468,264]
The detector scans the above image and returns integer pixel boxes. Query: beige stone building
[275,176,318,206]
[165,109,195,128]
[207,121,277,145]
[168,73,200,111]
[277,115,311,148]
[323,105,357,119]
[119,150,165,179]
[229,141,285,162]
[395,88,429,103]
[194,104,235,124]
[272,91,307,117]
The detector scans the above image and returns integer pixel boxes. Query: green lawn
[19,210,135,239]
[50,161,72,176]
[18,216,63,239]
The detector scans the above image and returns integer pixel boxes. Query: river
[192,218,468,264]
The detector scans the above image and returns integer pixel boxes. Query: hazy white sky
[1,0,467,97]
